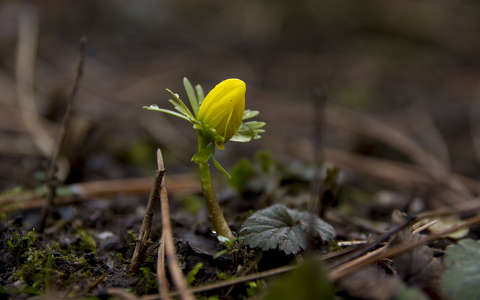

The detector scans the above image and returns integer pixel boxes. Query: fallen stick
[0,175,199,213]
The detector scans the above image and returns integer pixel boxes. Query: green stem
[196,133,234,240]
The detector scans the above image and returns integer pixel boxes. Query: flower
[198,78,246,149]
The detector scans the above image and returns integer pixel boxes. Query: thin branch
[142,247,352,299]
[141,264,296,300]
[130,161,165,273]
[0,174,199,213]
[417,201,480,219]
[16,7,55,157]
[323,148,480,196]
[327,107,472,199]
[157,149,195,300]
[328,215,417,269]
[38,36,87,232]
[157,232,170,300]
[328,213,480,281]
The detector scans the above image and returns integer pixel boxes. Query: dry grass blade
[157,149,195,300]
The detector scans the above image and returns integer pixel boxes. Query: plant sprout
[144,77,265,240]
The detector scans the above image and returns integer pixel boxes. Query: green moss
[4,227,102,295]
[76,229,97,253]
[137,267,158,294]
[126,230,137,249]
[186,262,203,285]
[15,247,53,290]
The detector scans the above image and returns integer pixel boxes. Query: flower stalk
[196,132,234,240]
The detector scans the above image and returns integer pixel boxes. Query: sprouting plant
[144,77,265,240]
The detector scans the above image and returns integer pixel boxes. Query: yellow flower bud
[198,78,246,149]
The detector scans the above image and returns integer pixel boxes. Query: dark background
[2,0,480,188]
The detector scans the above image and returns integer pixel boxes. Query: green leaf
[441,239,480,299]
[239,204,335,255]
[192,143,214,164]
[230,112,266,143]
[186,262,203,285]
[195,84,205,104]
[183,77,199,116]
[263,260,334,300]
[212,156,231,179]
[230,132,253,142]
[244,121,266,129]
[243,109,260,120]
[168,99,195,121]
[143,105,190,121]
[166,88,195,120]
[213,249,228,259]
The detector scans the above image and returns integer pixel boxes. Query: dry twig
[157,149,195,300]
[329,215,417,269]
[142,247,352,299]
[327,108,472,199]
[328,213,480,281]
[0,174,198,213]
[38,36,87,232]
[130,158,165,273]
[156,233,170,300]
[16,8,55,157]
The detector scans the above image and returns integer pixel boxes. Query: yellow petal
[198,79,246,143]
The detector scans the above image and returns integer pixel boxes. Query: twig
[417,201,480,219]
[337,240,368,247]
[412,219,439,234]
[16,7,55,157]
[328,213,480,281]
[327,108,471,199]
[130,159,166,273]
[38,36,87,232]
[324,148,431,188]
[0,174,199,213]
[141,264,296,300]
[157,149,195,300]
[322,148,480,196]
[156,232,170,300]
[142,247,352,299]
[87,273,107,293]
[329,215,417,269]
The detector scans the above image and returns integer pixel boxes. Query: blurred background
[2,0,480,191]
